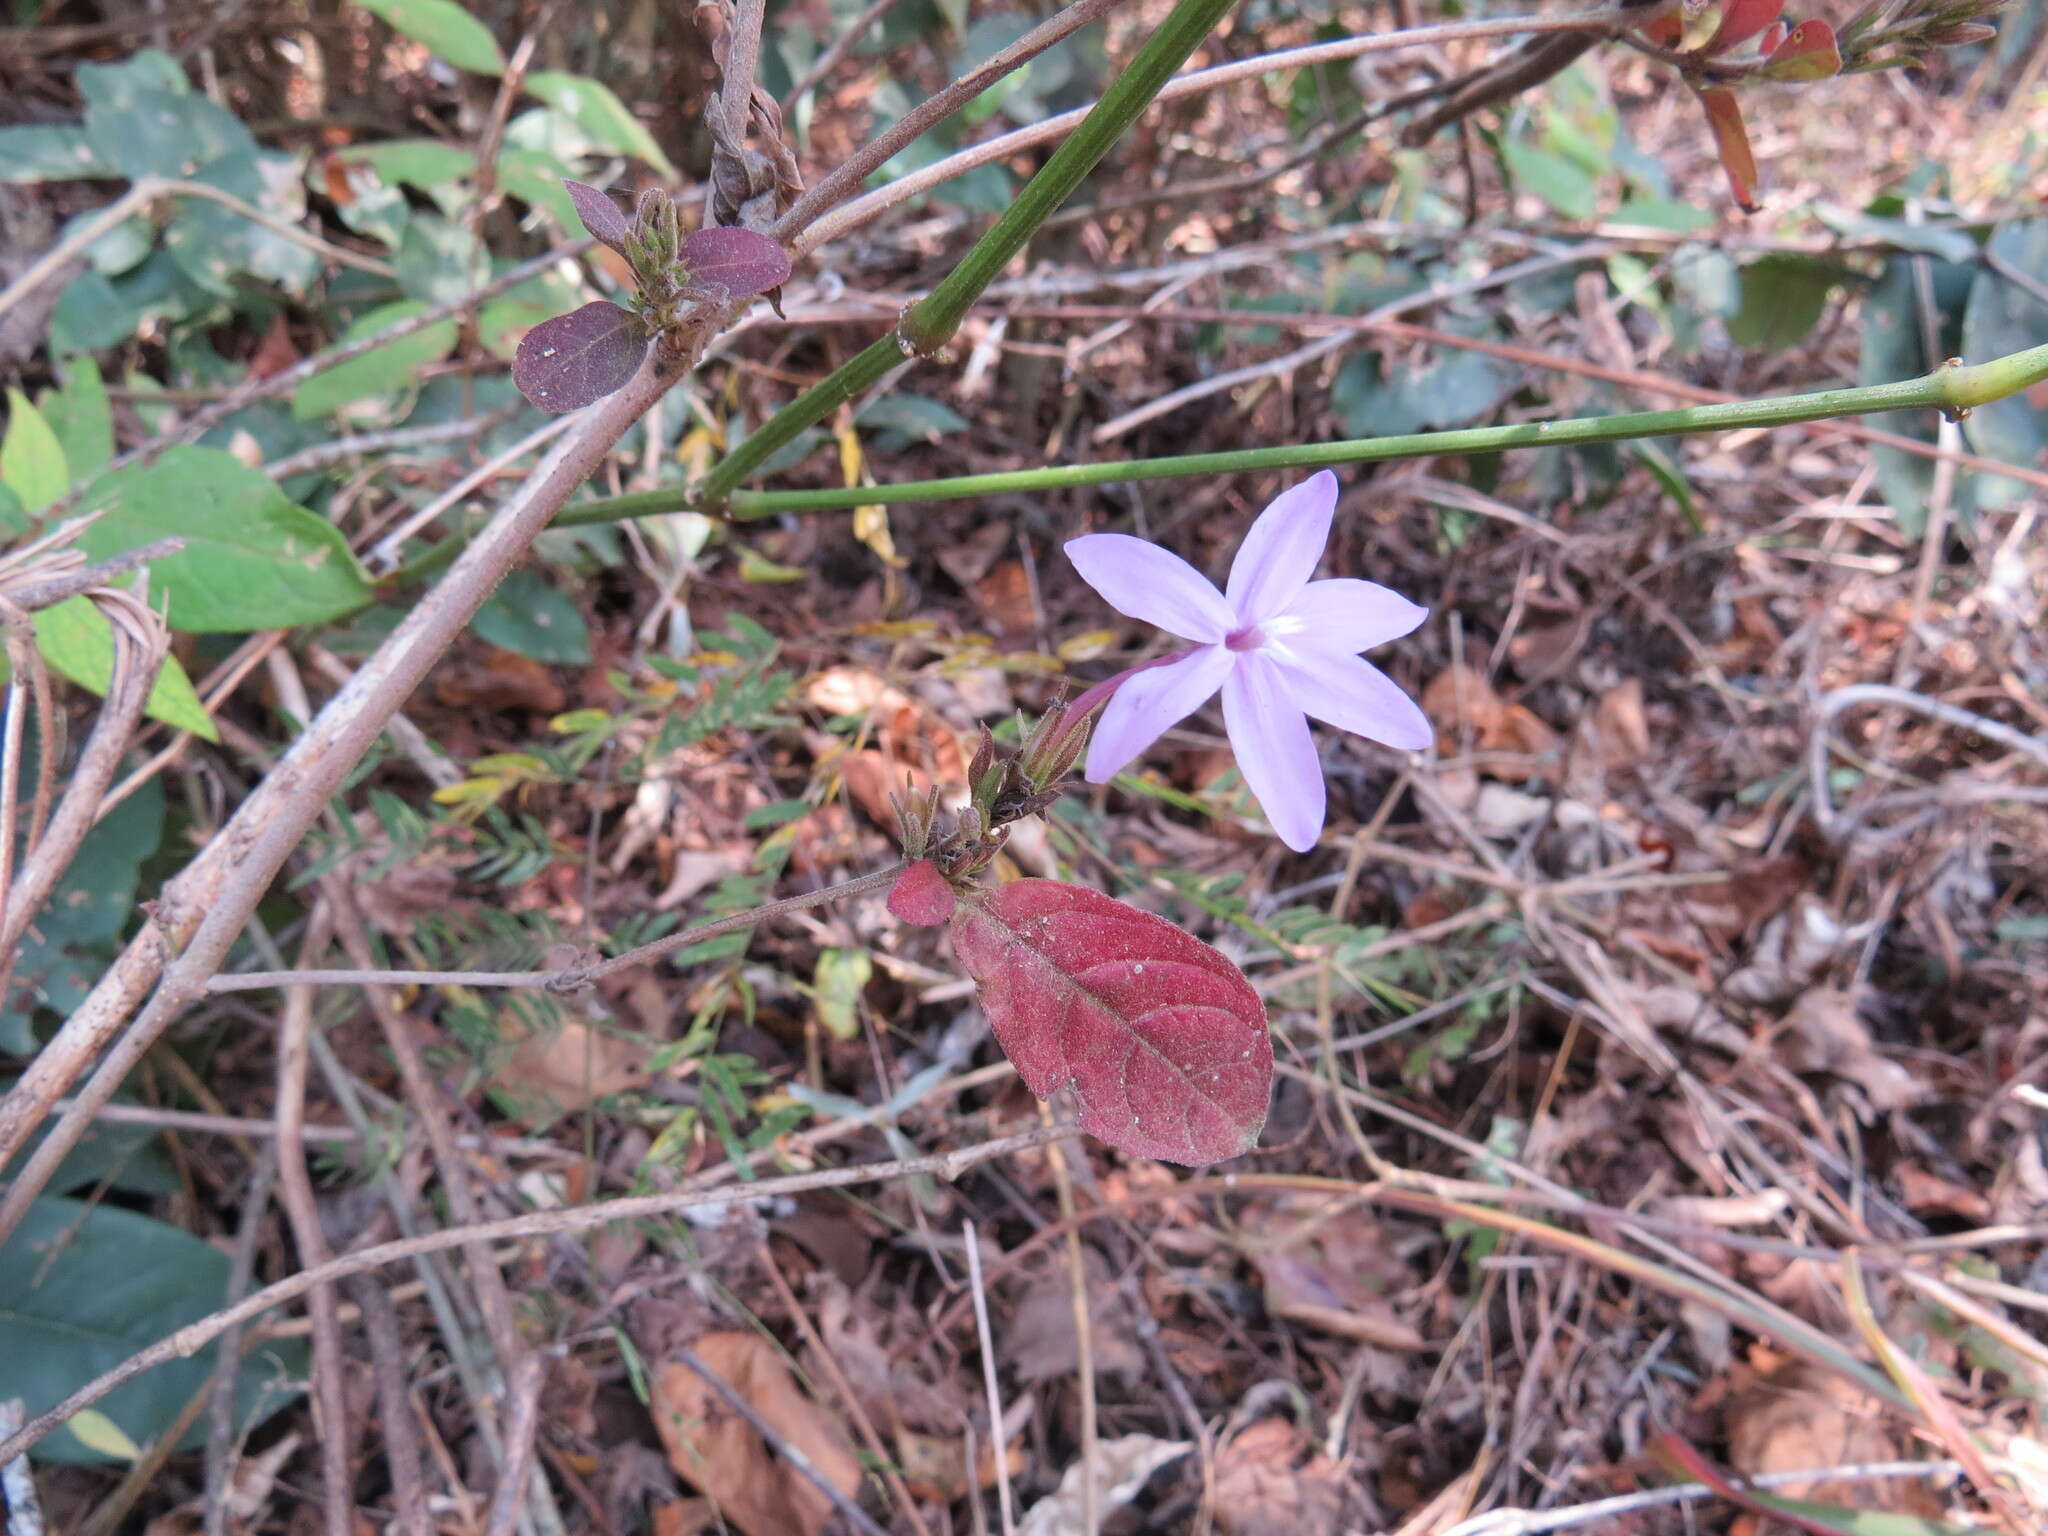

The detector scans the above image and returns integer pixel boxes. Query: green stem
[691,0,1245,509]
[530,343,2048,531]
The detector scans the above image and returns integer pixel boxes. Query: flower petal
[1270,578,1428,655]
[1268,647,1433,752]
[1065,534,1232,643]
[1225,470,1338,625]
[1083,646,1232,782]
[1221,651,1325,853]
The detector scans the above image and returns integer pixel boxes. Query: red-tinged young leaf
[1758,19,1841,79]
[679,226,793,300]
[1702,0,1785,53]
[949,879,1273,1165]
[563,179,630,252]
[513,300,647,412]
[1696,87,1762,213]
[888,859,957,927]
[1757,19,1788,52]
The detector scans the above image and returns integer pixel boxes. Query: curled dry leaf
[949,879,1273,1165]
[514,299,649,412]
[1018,1434,1190,1536]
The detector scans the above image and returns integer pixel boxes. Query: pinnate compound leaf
[949,879,1272,1165]
[563,179,630,252]
[681,226,793,300]
[513,300,647,412]
[888,859,956,927]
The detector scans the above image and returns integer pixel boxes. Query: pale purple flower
[1065,470,1431,853]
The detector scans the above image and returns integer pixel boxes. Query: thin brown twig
[0,1125,1078,1466]
[0,540,187,614]
[794,9,1643,254]
[480,1353,549,1536]
[781,0,903,112]
[755,1240,936,1536]
[203,1151,277,1536]
[202,861,908,993]
[273,910,354,1536]
[772,0,1130,240]
[343,1272,432,1536]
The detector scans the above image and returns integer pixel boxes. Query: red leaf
[512,300,648,412]
[564,179,630,253]
[888,859,957,927]
[1702,0,1785,53]
[1637,11,1682,47]
[1695,87,1761,213]
[949,879,1272,1165]
[1759,19,1841,79]
[680,226,793,300]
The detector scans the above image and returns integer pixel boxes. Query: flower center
[1225,624,1265,653]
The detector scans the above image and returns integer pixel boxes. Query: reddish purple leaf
[1695,86,1761,213]
[1701,0,1785,54]
[888,859,957,927]
[564,180,631,253]
[679,226,793,300]
[949,879,1272,1165]
[512,300,647,412]
[1758,19,1841,79]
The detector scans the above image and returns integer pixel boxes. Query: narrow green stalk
[529,342,2048,534]
[692,0,1244,508]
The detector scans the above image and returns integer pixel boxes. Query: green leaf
[470,570,591,663]
[354,0,506,74]
[0,778,162,1055]
[0,1197,306,1463]
[0,1080,178,1198]
[0,125,114,182]
[85,88,256,182]
[164,149,323,295]
[525,71,677,177]
[293,300,460,419]
[1501,139,1598,220]
[332,138,479,189]
[2,388,67,513]
[395,214,490,306]
[1333,331,1521,437]
[34,597,219,740]
[1960,218,2048,511]
[1727,254,1838,350]
[1611,197,1714,233]
[812,948,872,1042]
[497,148,583,227]
[73,447,373,632]
[43,358,113,486]
[855,393,970,443]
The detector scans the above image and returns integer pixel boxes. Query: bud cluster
[887,691,1107,884]
[624,190,693,335]
[1836,0,2005,69]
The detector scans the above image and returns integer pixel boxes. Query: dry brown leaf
[1005,1249,1145,1383]
[648,1331,863,1536]
[1892,1162,1994,1222]
[1773,988,1920,1112]
[1419,665,1560,781]
[972,559,1038,637]
[493,1018,649,1120]
[1725,1359,1943,1515]
[433,646,566,714]
[1212,1417,1352,1536]
[1242,1199,1426,1351]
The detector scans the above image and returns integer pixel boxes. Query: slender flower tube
[1065,470,1431,852]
